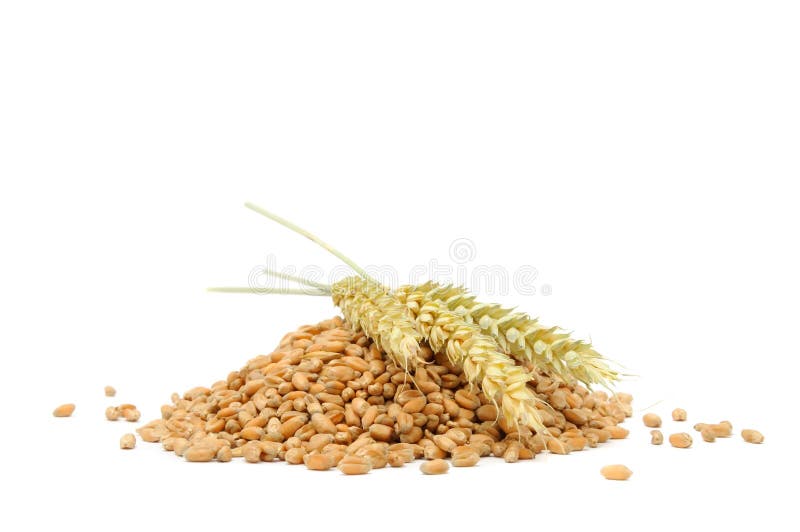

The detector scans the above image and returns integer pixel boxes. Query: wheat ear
[394,283,547,435]
[331,276,424,372]
[405,283,619,389]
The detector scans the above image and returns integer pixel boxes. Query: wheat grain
[396,282,618,389]
[331,276,424,372]
[394,284,546,435]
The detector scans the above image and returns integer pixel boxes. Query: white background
[1,2,797,530]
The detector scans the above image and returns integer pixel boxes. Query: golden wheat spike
[331,276,424,372]
[395,283,547,435]
[398,282,619,389]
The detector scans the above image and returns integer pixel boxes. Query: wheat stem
[207,286,329,296]
[260,268,331,293]
[244,202,378,284]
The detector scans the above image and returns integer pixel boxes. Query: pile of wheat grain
[136,316,632,473]
[209,205,622,435]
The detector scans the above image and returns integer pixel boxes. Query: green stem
[244,202,378,284]
[261,268,331,293]
[207,286,329,296]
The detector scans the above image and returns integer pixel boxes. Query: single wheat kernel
[564,436,587,452]
[324,448,345,467]
[104,386,116,397]
[445,428,469,446]
[420,458,449,475]
[565,409,589,426]
[503,443,520,462]
[123,409,141,422]
[616,392,633,404]
[53,404,75,417]
[105,406,121,421]
[361,448,388,469]
[669,432,693,448]
[741,429,764,444]
[600,464,632,481]
[642,413,661,428]
[173,438,191,456]
[650,430,663,445]
[387,452,405,467]
[311,412,337,435]
[476,404,498,422]
[433,435,457,453]
[369,424,394,442]
[707,423,732,438]
[518,447,534,460]
[452,448,480,467]
[304,453,333,471]
[216,446,232,462]
[339,462,372,475]
[120,433,136,449]
[389,444,415,463]
[185,445,216,462]
[396,412,414,434]
[585,428,611,443]
[338,455,372,475]
[606,426,629,439]
[285,447,306,465]
[546,438,569,455]
[240,426,264,441]
[701,428,716,442]
[307,433,334,453]
[672,408,687,421]
[242,442,262,463]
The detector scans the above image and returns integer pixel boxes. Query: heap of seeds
[209,204,623,434]
[137,316,633,472]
